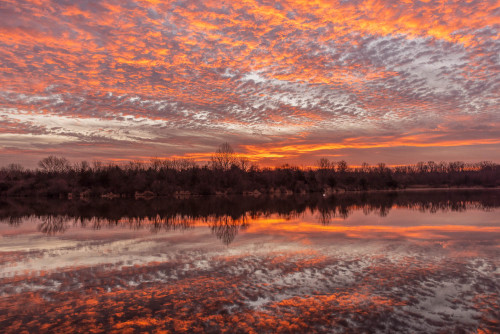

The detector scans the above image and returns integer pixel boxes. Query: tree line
[0,143,498,198]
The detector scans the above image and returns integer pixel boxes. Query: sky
[0,0,499,168]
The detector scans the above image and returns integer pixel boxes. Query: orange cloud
[0,0,498,165]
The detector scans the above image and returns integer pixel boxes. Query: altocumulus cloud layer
[0,0,499,166]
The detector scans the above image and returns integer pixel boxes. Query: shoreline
[1,186,499,200]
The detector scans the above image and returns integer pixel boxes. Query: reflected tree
[2,190,500,243]
[38,216,67,234]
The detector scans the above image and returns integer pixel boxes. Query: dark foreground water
[0,190,499,333]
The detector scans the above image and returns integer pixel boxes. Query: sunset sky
[0,0,499,167]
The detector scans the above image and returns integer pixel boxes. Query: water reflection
[1,189,499,244]
[0,190,499,333]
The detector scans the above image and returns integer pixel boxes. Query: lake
[0,190,499,333]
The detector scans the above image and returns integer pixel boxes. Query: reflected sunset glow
[0,192,499,332]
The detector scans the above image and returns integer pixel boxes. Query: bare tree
[238,156,251,171]
[150,157,162,171]
[427,161,437,172]
[337,160,348,173]
[211,142,237,171]
[4,163,24,172]
[377,162,387,173]
[92,160,103,172]
[74,160,90,172]
[317,158,331,169]
[361,162,370,173]
[38,156,70,173]
[127,160,144,171]
[178,158,196,170]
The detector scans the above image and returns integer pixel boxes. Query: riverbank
[1,162,498,198]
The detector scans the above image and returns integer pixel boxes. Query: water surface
[1,190,499,333]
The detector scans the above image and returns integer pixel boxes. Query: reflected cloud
[0,191,499,332]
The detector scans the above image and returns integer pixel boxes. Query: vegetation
[0,143,499,198]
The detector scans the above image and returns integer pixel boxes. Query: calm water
[0,190,499,333]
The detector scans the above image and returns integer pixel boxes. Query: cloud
[0,0,498,166]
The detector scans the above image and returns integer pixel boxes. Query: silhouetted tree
[5,163,24,172]
[238,156,251,171]
[361,162,370,173]
[337,160,348,173]
[74,160,90,172]
[211,142,238,171]
[317,158,333,169]
[38,156,70,173]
